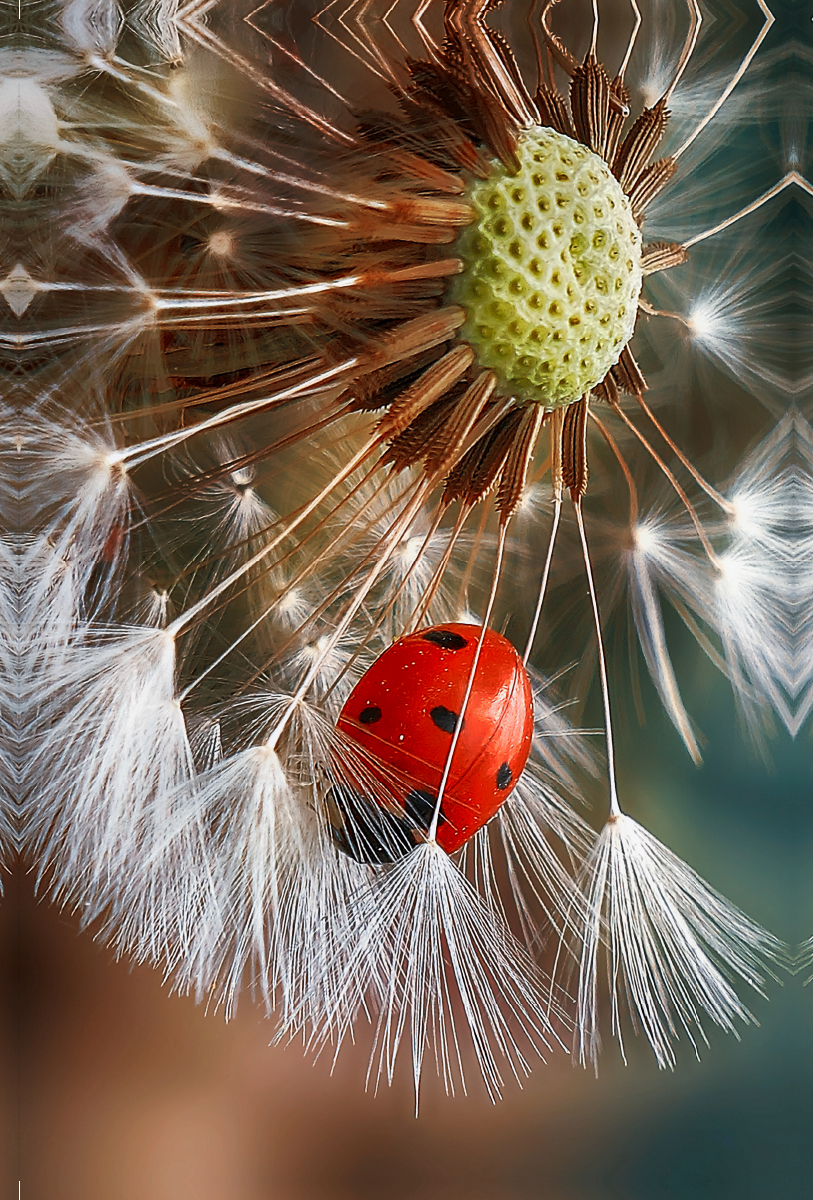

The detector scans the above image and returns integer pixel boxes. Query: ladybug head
[326,783,447,864]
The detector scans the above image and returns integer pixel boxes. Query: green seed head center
[450,127,643,408]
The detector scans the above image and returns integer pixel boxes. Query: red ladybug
[332,623,533,859]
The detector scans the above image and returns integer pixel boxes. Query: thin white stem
[590,0,599,58]
[429,522,509,841]
[86,53,176,108]
[523,496,562,664]
[611,403,721,568]
[413,0,440,55]
[618,0,641,81]
[131,182,349,225]
[637,298,691,326]
[682,173,806,249]
[632,393,734,514]
[573,499,620,819]
[663,0,702,102]
[673,0,774,159]
[112,359,358,469]
[153,276,369,310]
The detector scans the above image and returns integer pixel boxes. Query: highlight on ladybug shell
[331,624,534,861]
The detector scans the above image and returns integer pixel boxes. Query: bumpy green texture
[449,126,643,408]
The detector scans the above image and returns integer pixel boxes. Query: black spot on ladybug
[326,785,414,864]
[431,706,463,734]
[422,628,468,651]
[496,762,513,790]
[359,705,382,725]
[404,788,446,830]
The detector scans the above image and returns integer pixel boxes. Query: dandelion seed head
[514,481,547,519]
[638,80,664,110]
[290,631,356,699]
[650,218,794,404]
[715,548,744,586]
[208,189,232,215]
[216,473,268,533]
[20,0,790,1094]
[164,59,222,156]
[304,635,331,662]
[67,160,133,241]
[687,302,718,339]
[450,128,643,408]
[140,587,170,627]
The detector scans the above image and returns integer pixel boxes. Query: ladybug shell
[336,623,533,853]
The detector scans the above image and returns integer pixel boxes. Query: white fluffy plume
[573,813,784,1070]
[111,731,370,1025]
[25,625,192,914]
[298,841,563,1105]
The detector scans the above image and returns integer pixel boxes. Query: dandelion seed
[559,492,784,1067]
[22,416,132,669]
[621,416,801,747]
[300,840,560,1106]
[26,624,192,917]
[576,812,784,1069]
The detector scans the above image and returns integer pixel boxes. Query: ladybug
[331,623,534,861]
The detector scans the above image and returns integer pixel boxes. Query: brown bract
[143,2,688,526]
[320,2,688,518]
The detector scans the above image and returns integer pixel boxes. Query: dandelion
[609,414,802,757]
[21,0,791,1097]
